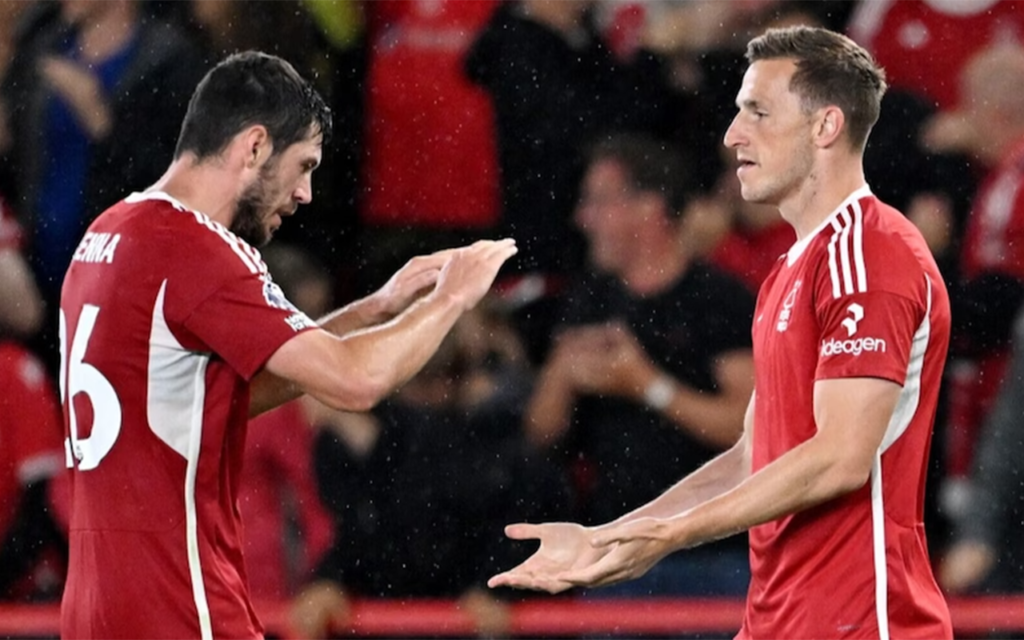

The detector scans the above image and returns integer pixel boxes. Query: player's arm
[251,240,516,416]
[592,377,898,551]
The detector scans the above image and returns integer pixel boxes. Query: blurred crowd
[3,0,1024,637]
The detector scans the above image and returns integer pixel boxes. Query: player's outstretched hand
[487,522,608,594]
[370,248,455,318]
[489,518,683,593]
[435,239,517,311]
[551,517,678,589]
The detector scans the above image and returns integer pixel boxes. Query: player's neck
[147,159,239,227]
[779,157,867,241]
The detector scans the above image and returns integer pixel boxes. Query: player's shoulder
[115,192,267,276]
[808,190,935,299]
[855,194,930,260]
[816,192,925,263]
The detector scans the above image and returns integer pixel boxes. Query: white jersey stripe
[838,208,856,295]
[146,280,214,636]
[827,204,869,298]
[182,349,213,639]
[871,454,891,640]
[872,277,934,640]
[828,219,843,298]
[880,276,932,453]
[852,202,868,293]
[190,210,260,275]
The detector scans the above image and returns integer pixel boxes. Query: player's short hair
[585,133,693,219]
[174,51,332,160]
[746,26,886,152]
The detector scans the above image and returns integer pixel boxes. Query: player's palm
[488,522,608,594]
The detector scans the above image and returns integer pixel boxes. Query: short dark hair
[586,133,693,219]
[174,51,332,160]
[746,26,886,151]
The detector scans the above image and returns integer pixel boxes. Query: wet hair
[585,132,693,219]
[746,26,886,152]
[174,50,332,160]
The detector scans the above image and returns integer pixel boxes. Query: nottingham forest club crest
[776,279,802,332]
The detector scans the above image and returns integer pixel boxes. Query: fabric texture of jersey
[58,192,317,639]
[740,187,952,640]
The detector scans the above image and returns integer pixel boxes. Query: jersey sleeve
[182,270,318,381]
[812,225,929,385]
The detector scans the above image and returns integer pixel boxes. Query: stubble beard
[231,174,272,247]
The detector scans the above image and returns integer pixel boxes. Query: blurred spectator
[290,305,571,638]
[188,0,321,67]
[0,195,65,601]
[939,305,1024,594]
[0,340,66,602]
[0,196,45,341]
[848,0,1024,111]
[465,0,681,362]
[525,133,754,597]
[1,0,205,365]
[355,0,502,296]
[242,244,336,602]
[923,43,1024,519]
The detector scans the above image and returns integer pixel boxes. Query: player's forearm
[667,434,870,550]
[316,289,465,411]
[317,293,393,338]
[252,291,462,416]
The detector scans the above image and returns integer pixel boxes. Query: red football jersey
[960,136,1024,281]
[849,0,1024,110]
[740,188,952,639]
[58,192,318,639]
[362,0,500,228]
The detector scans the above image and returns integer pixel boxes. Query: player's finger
[489,571,571,594]
[503,523,542,541]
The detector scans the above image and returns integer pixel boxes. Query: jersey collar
[786,184,873,266]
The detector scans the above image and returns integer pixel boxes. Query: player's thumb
[504,522,540,540]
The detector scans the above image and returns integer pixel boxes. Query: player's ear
[241,125,273,169]
[813,105,845,149]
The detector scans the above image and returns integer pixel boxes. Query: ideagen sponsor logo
[821,336,887,356]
